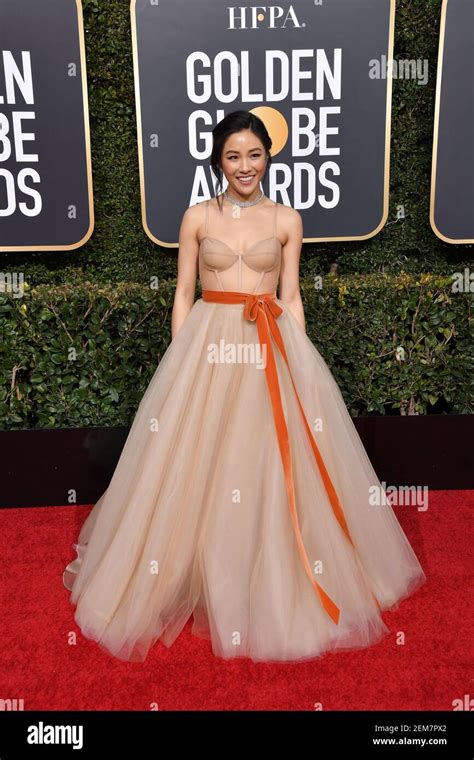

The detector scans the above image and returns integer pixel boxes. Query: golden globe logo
[227,5,304,29]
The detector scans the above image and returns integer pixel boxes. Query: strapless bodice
[199,235,281,273]
[198,198,282,294]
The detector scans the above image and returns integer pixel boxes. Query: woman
[63,110,426,663]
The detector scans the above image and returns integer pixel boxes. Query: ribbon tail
[267,313,383,613]
[255,308,340,625]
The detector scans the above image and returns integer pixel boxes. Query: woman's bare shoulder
[276,203,303,242]
[183,198,208,216]
[277,202,302,222]
[180,199,209,229]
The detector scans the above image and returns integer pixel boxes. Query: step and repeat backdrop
[0,0,93,252]
[431,0,474,243]
[0,0,472,251]
[132,0,395,245]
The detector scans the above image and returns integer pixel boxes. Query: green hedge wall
[1,274,472,429]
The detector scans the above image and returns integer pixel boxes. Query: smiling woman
[208,110,273,211]
[220,133,268,201]
[63,109,425,664]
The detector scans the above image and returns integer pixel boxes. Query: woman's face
[220,129,268,201]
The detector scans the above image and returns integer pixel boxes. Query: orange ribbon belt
[202,289,361,626]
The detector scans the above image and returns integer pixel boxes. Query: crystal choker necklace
[223,189,264,208]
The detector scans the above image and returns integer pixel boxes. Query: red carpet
[0,491,471,711]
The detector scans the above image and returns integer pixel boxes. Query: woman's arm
[171,204,200,340]
[278,207,305,331]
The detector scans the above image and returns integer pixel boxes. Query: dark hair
[210,110,272,212]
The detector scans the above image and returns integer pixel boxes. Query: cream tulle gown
[63,196,426,663]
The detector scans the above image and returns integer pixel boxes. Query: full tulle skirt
[63,296,426,663]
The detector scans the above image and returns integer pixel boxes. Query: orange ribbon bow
[202,290,377,626]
